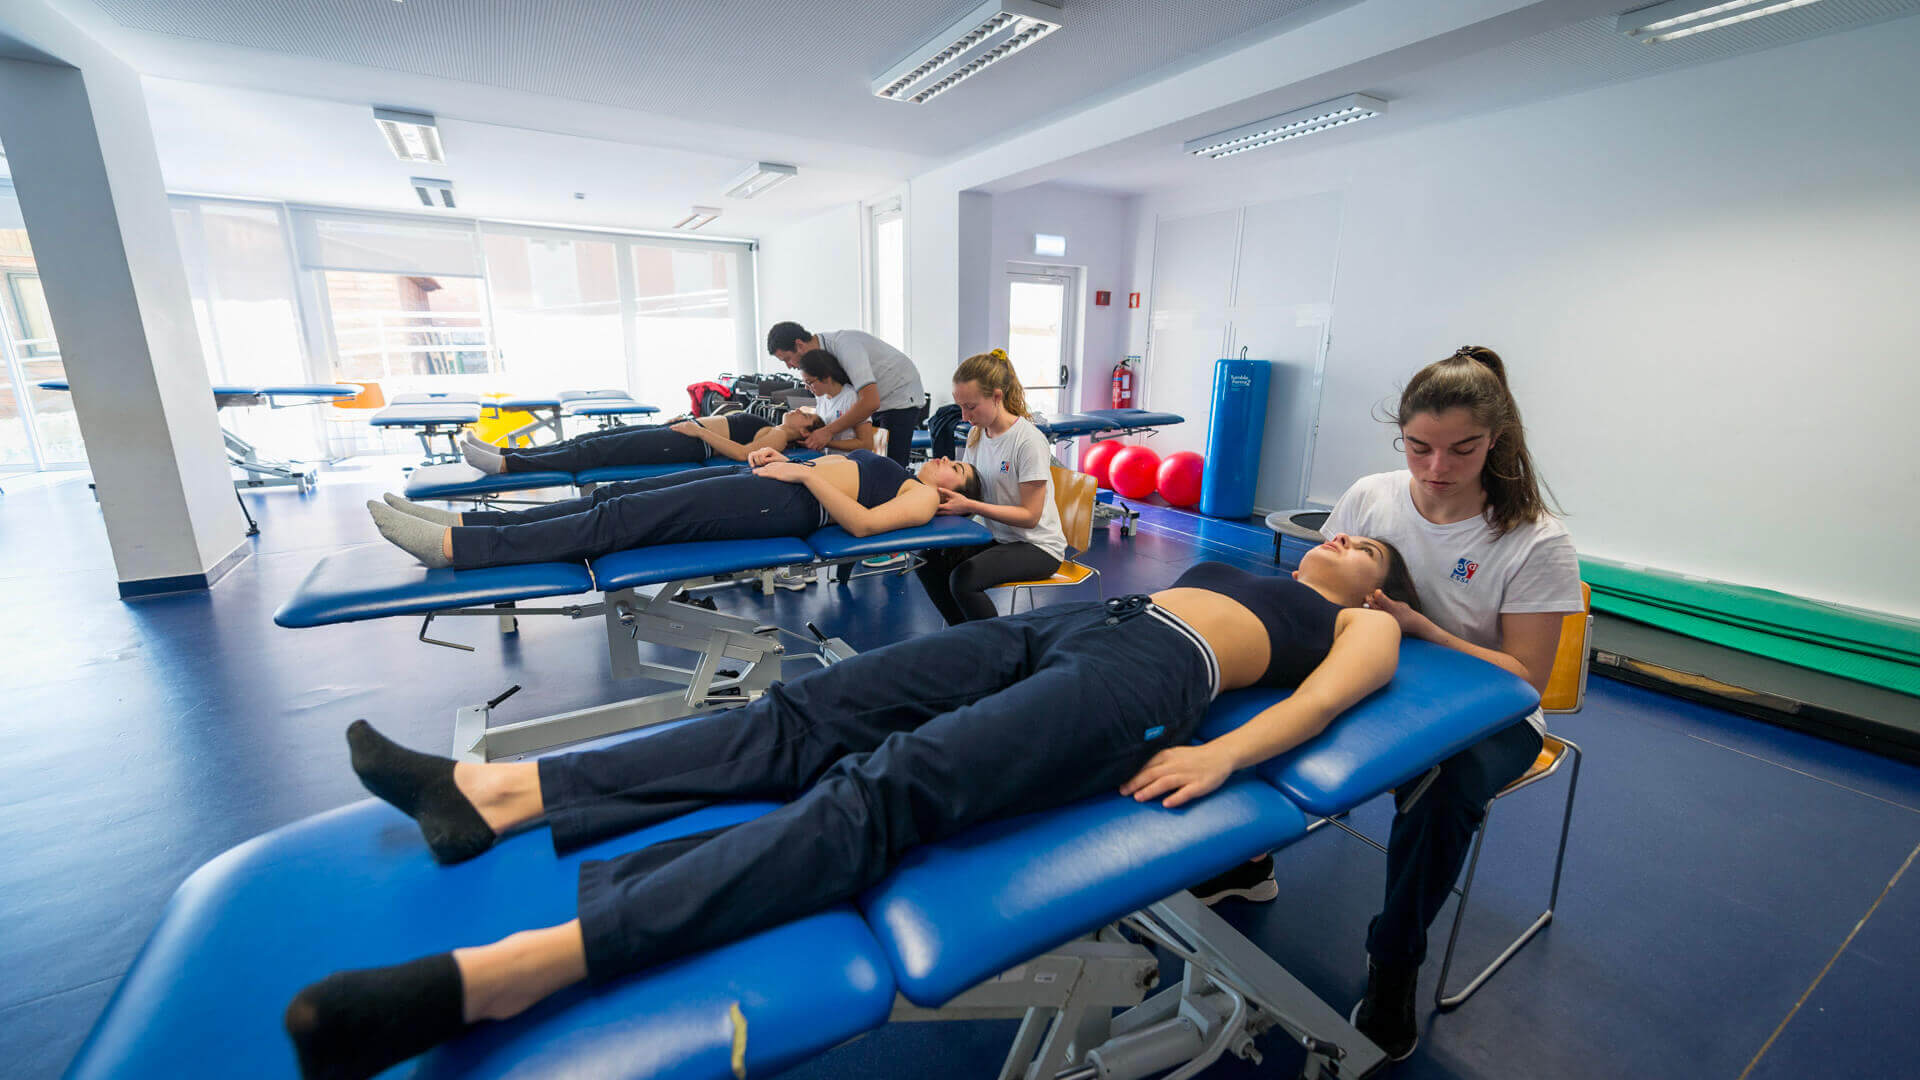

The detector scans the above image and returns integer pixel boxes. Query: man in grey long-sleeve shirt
[767,321,927,466]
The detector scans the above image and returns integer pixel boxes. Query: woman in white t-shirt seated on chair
[1198,345,1582,1065]
[914,349,1068,623]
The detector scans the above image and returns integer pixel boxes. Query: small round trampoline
[1265,508,1329,565]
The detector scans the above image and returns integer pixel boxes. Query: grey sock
[369,500,453,568]
[460,440,504,474]
[463,431,492,451]
[383,492,462,527]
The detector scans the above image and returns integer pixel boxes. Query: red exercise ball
[1081,440,1122,489]
[1108,445,1162,500]
[1157,451,1205,508]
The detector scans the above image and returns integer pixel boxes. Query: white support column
[0,15,249,595]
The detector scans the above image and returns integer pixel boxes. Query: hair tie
[989,347,1008,361]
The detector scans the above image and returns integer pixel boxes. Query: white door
[1006,271,1072,417]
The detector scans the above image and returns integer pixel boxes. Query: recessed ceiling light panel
[1183,94,1387,160]
[1615,0,1833,43]
[872,0,1064,105]
[674,206,723,231]
[724,162,797,200]
[375,108,445,163]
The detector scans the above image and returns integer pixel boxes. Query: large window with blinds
[164,197,759,460]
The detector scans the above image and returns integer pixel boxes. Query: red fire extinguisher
[1110,356,1136,409]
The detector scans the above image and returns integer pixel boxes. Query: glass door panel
[1007,273,1070,417]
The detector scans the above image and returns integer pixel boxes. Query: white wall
[980,183,1138,415]
[755,202,863,369]
[1124,18,1920,619]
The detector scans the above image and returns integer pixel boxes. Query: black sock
[285,953,468,1080]
[347,720,495,864]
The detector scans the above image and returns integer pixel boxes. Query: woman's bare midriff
[1149,587,1270,692]
[795,455,861,500]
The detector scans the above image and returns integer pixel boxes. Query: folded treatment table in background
[273,517,995,761]
[65,641,1538,1080]
[36,379,356,495]
[371,392,486,465]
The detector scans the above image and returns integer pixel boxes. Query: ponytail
[1393,346,1555,537]
[955,348,1029,450]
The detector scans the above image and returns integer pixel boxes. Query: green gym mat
[1579,557,1920,698]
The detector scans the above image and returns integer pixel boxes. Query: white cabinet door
[1229,191,1342,511]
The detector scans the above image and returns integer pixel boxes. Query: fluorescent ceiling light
[375,108,445,163]
[674,206,722,231]
[872,0,1064,105]
[724,162,796,200]
[1616,0,1832,43]
[410,176,455,209]
[1184,94,1387,160]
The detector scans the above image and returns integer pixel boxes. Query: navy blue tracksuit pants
[450,466,819,569]
[503,425,706,473]
[534,598,1214,984]
[1366,717,1543,967]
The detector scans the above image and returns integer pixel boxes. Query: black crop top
[724,412,773,443]
[846,449,914,509]
[1169,561,1342,687]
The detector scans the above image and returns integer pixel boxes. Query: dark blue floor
[3,468,1917,1079]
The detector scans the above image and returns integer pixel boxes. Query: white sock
[460,441,504,475]
[382,492,462,527]
[368,500,453,568]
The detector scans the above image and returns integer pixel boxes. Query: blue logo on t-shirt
[1451,557,1479,584]
[999,461,1011,472]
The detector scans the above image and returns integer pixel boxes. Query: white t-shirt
[1322,471,1582,731]
[814,385,857,426]
[963,416,1068,561]
[816,329,927,413]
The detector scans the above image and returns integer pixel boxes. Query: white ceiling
[143,78,895,240]
[30,0,1919,239]
[1036,0,1920,193]
[76,0,1325,159]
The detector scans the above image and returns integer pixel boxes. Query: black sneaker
[1188,854,1278,905]
[1349,959,1419,1062]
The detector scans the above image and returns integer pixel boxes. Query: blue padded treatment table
[403,463,578,499]
[1198,639,1540,816]
[275,543,596,628]
[864,776,1307,1006]
[592,536,819,590]
[371,403,483,427]
[67,642,1537,1080]
[37,380,357,402]
[392,391,486,405]
[64,799,895,1080]
[1080,407,1185,430]
[1032,413,1112,440]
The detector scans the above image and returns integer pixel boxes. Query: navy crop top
[847,449,914,508]
[724,412,772,443]
[1169,561,1342,687]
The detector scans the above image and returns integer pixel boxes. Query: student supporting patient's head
[796,349,851,397]
[952,348,1027,447]
[1295,534,1425,612]
[914,456,985,502]
[1392,345,1552,537]
[777,408,828,438]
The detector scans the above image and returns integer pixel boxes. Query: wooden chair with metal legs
[1431,582,1591,1008]
[997,465,1102,613]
